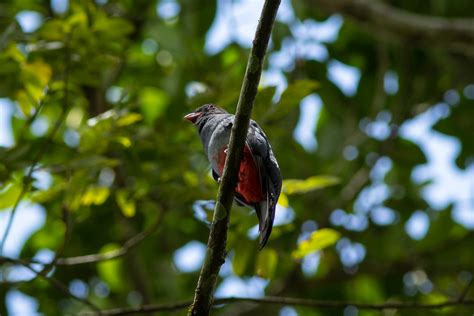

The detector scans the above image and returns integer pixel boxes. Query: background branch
[313,0,474,56]
[54,210,163,265]
[0,257,100,312]
[188,1,281,315]
[79,295,474,315]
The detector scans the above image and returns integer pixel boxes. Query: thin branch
[312,0,474,56]
[0,257,100,313]
[458,276,473,302]
[9,207,76,286]
[55,210,163,265]
[77,295,474,315]
[18,93,47,141]
[0,209,163,268]
[0,31,73,256]
[188,1,280,315]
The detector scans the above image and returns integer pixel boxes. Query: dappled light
[0,0,473,315]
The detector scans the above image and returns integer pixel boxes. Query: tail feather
[255,196,276,250]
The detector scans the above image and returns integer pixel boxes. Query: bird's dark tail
[255,197,276,249]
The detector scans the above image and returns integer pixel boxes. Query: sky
[2,0,474,314]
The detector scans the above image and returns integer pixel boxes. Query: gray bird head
[183,104,228,124]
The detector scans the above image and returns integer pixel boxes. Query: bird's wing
[246,120,282,249]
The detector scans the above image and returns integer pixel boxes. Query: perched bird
[184,104,282,249]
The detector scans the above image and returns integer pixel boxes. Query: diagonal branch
[55,210,163,265]
[312,0,474,56]
[0,257,100,312]
[458,276,473,302]
[188,1,281,315]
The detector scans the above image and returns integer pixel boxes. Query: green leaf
[97,243,125,291]
[81,185,110,206]
[277,192,289,208]
[0,181,22,210]
[5,44,26,63]
[292,228,341,259]
[16,60,52,115]
[116,113,142,127]
[139,87,169,125]
[255,248,278,279]
[268,80,319,120]
[283,175,340,195]
[115,190,136,217]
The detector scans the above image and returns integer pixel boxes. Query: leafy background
[0,0,473,315]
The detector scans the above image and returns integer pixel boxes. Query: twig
[187,1,281,315]
[0,31,73,256]
[55,210,163,265]
[77,295,474,315]
[0,257,100,313]
[18,93,47,141]
[34,205,73,278]
[458,276,473,302]
[0,209,163,268]
[313,0,474,57]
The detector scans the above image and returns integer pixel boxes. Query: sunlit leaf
[0,181,22,210]
[115,136,132,148]
[283,175,339,195]
[81,185,110,206]
[115,189,136,217]
[94,16,134,38]
[292,228,341,259]
[97,243,125,291]
[277,192,289,208]
[116,113,142,127]
[421,293,450,305]
[15,90,34,116]
[23,61,52,88]
[5,44,26,63]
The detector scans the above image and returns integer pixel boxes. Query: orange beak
[183,112,202,123]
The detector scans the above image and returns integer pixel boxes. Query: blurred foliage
[0,0,473,315]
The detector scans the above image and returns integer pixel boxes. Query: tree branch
[0,257,100,312]
[312,0,474,55]
[55,210,163,266]
[188,1,281,315]
[78,295,474,315]
[458,277,473,303]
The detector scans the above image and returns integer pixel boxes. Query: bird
[184,104,282,249]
